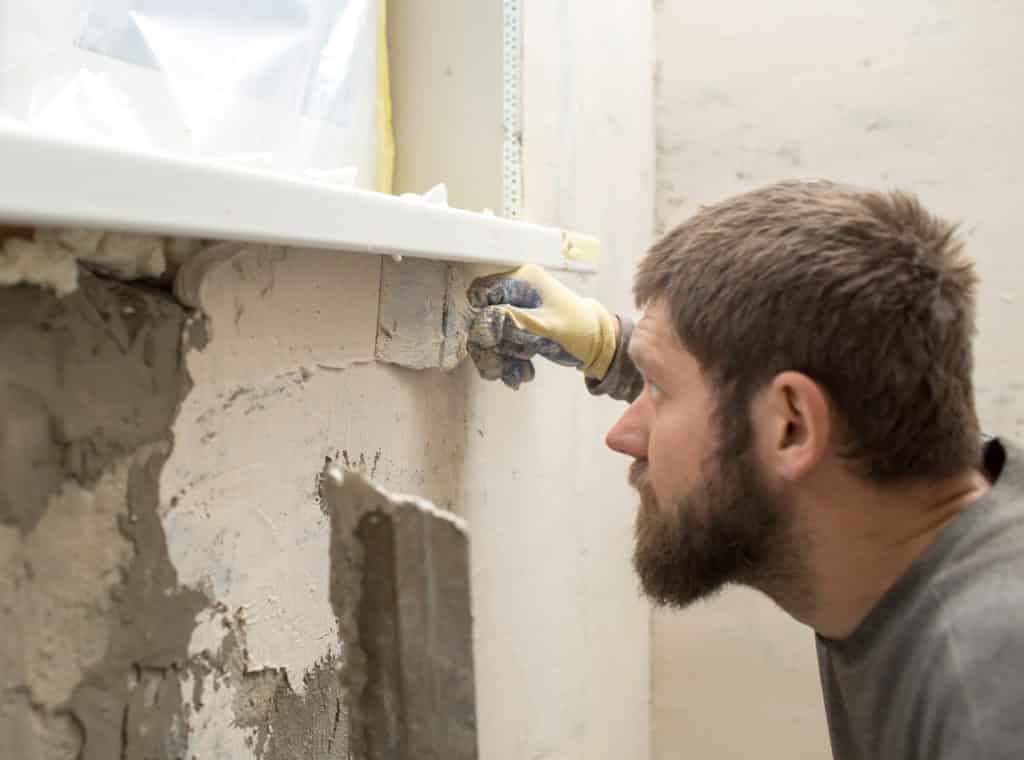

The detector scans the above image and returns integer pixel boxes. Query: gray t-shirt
[817,437,1024,759]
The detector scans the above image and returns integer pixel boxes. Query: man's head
[607,180,980,608]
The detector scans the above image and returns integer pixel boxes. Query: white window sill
[0,122,595,272]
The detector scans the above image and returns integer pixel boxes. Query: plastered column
[160,245,472,757]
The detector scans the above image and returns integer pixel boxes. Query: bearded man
[468,180,1024,760]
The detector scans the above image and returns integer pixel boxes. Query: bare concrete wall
[654,1,1024,758]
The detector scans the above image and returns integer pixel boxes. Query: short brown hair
[635,180,980,483]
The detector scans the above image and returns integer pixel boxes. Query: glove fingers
[501,358,535,389]
[468,306,506,350]
[467,272,543,309]
[468,344,535,389]
[470,305,539,350]
[468,343,504,381]
[506,332,582,367]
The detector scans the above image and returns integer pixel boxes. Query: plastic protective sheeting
[0,0,393,191]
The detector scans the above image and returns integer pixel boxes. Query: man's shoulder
[919,436,1024,657]
[818,438,1024,759]
[898,439,1024,757]
[903,587,1024,758]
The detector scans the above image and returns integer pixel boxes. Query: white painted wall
[461,2,654,759]
[654,1,1024,758]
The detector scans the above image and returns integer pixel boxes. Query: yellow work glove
[467,264,618,389]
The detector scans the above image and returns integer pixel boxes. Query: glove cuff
[581,299,618,380]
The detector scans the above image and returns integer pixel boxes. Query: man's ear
[755,371,832,483]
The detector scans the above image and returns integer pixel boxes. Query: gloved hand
[466,263,619,389]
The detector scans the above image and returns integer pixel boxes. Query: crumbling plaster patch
[0,274,205,759]
[182,612,348,760]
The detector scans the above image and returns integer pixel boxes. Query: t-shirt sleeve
[909,591,1024,760]
[585,315,643,402]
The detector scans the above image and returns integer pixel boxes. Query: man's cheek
[649,475,673,516]
[647,452,675,508]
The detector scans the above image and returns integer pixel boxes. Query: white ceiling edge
[0,122,594,272]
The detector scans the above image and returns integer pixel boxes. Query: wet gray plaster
[187,612,347,760]
[0,272,193,532]
[0,274,206,759]
[247,657,348,760]
[68,443,207,760]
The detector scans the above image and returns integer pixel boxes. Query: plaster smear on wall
[163,443,342,690]
[161,244,381,693]
[181,609,348,760]
[161,243,469,711]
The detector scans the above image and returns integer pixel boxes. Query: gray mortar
[0,273,207,759]
[188,612,347,760]
[68,443,207,760]
[0,272,193,532]
[247,657,347,760]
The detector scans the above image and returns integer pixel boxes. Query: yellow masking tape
[561,231,602,265]
[375,0,395,194]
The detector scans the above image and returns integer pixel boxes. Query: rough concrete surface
[2,246,478,760]
[375,257,472,371]
[0,274,205,760]
[0,273,190,531]
[181,613,347,760]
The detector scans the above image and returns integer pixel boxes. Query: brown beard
[630,430,803,609]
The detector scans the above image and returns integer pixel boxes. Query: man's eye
[647,379,662,399]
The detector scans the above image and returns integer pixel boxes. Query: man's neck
[782,467,991,640]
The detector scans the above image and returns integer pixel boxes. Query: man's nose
[605,396,649,459]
